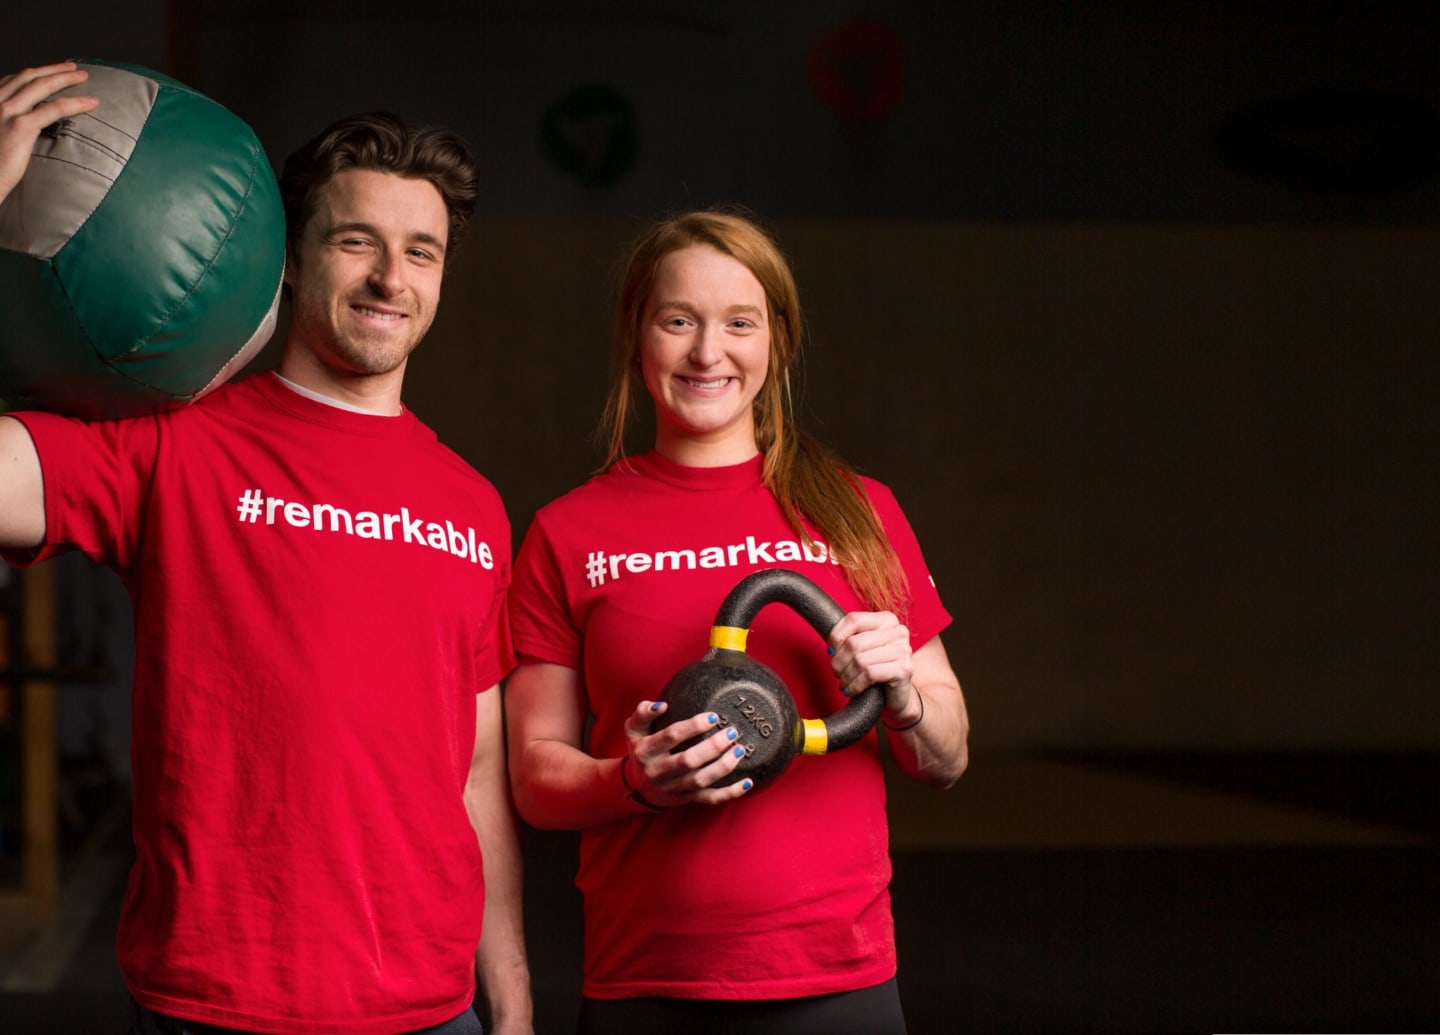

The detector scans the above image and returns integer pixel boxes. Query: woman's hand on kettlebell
[828,610,916,713]
[622,700,751,806]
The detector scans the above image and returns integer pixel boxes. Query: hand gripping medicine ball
[0,60,285,419]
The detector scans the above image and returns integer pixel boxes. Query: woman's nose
[689,324,722,365]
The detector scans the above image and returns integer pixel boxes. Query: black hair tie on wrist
[620,752,669,812]
[882,689,925,732]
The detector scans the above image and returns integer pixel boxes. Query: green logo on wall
[541,84,638,187]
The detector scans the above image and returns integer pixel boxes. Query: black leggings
[577,977,906,1035]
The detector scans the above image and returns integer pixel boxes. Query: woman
[506,209,969,1034]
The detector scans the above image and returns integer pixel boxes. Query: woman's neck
[652,430,760,468]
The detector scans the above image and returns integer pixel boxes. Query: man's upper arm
[0,415,46,549]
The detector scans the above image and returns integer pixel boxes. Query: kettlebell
[653,567,885,791]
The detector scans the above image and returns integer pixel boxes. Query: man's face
[283,169,449,380]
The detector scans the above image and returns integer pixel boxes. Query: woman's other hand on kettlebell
[623,700,752,806]
[827,610,915,711]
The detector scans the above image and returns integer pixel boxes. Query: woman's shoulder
[527,464,639,536]
[535,450,750,517]
[852,470,903,510]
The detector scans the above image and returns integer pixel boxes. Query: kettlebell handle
[708,568,885,754]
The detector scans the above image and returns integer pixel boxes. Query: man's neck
[272,372,395,415]
[276,345,405,416]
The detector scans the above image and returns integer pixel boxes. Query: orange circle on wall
[807,18,907,124]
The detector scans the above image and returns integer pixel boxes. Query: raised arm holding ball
[0,63,531,1035]
[0,63,97,544]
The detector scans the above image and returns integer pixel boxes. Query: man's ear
[281,247,300,299]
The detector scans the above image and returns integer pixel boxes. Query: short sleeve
[508,512,583,669]
[0,410,159,572]
[864,479,952,648]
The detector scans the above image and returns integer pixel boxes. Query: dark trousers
[123,995,484,1035]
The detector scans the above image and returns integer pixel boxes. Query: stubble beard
[295,296,427,378]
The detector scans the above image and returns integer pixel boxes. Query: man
[0,63,531,1034]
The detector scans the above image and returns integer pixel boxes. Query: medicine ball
[0,60,285,419]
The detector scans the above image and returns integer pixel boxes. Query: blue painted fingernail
[708,713,719,724]
[726,727,738,740]
[650,701,665,712]
[742,779,753,790]
[827,646,835,656]
[733,746,745,758]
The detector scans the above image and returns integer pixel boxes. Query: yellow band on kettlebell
[800,718,829,756]
[710,625,749,652]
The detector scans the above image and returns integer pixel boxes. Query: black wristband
[619,752,669,813]
[882,689,925,732]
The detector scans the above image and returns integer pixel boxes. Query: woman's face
[639,244,771,466]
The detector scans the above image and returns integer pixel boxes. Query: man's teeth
[356,307,402,321]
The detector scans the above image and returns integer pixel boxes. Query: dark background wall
[4,3,1435,752]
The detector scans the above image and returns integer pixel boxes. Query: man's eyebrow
[322,220,380,239]
[408,231,447,252]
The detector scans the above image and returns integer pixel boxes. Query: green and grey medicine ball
[0,60,284,418]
